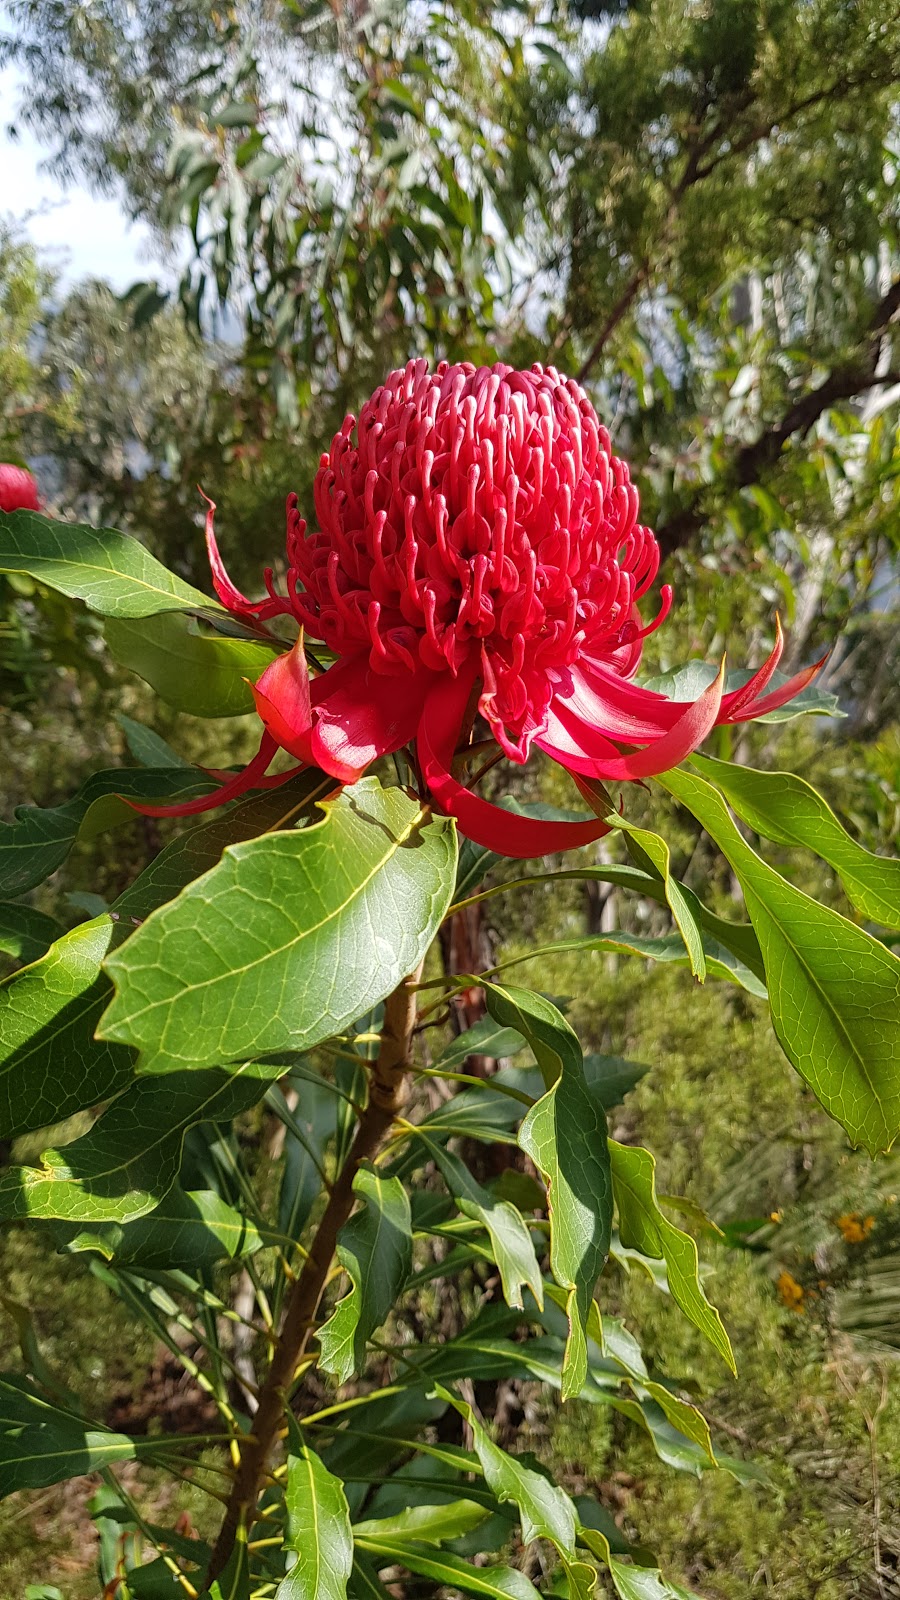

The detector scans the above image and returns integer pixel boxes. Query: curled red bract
[137,361,824,856]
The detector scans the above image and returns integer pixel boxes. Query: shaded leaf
[0,1373,136,1496]
[0,918,133,1142]
[0,1066,275,1224]
[0,767,215,898]
[0,780,330,1143]
[0,903,63,966]
[57,1186,262,1269]
[101,778,458,1075]
[432,1016,528,1073]
[434,1385,577,1553]
[421,1136,543,1311]
[318,1167,412,1383]
[117,714,193,768]
[106,612,278,718]
[354,1538,541,1600]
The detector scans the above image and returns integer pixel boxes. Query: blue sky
[1,65,159,289]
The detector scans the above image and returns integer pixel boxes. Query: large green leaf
[106,612,277,718]
[436,1384,576,1553]
[354,1539,541,1600]
[0,1372,139,1496]
[101,778,458,1075]
[691,754,900,930]
[608,1140,735,1372]
[277,1429,353,1600]
[484,985,612,1400]
[57,1186,262,1270]
[0,508,214,617]
[660,766,900,1154]
[419,1135,543,1311]
[0,918,133,1142]
[318,1167,412,1384]
[0,1067,274,1224]
[0,780,330,1143]
[0,767,215,898]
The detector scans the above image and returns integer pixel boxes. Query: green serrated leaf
[608,1140,735,1373]
[0,1066,275,1224]
[418,1136,543,1312]
[318,1167,412,1384]
[484,986,612,1399]
[106,612,278,718]
[101,778,458,1075]
[434,1384,577,1552]
[691,755,900,930]
[277,1430,353,1600]
[660,766,900,1154]
[355,1538,541,1600]
[0,508,214,618]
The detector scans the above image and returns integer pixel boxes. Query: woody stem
[205,965,422,1585]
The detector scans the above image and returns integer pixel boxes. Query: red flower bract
[0,463,41,514]
[139,361,824,857]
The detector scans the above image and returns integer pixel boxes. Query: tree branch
[656,279,900,557]
[205,965,422,1586]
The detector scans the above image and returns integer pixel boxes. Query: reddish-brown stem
[205,966,422,1585]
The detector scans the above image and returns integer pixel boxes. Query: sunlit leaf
[101,778,458,1075]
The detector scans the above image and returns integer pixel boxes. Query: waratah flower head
[292,360,667,762]
[140,360,824,858]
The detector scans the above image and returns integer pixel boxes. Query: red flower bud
[0,463,41,513]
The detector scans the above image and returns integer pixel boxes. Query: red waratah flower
[0,464,41,513]
[137,361,823,856]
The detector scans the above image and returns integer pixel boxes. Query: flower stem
[204,964,422,1586]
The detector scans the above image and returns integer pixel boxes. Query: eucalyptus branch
[205,964,423,1586]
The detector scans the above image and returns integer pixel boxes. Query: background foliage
[0,0,898,1594]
